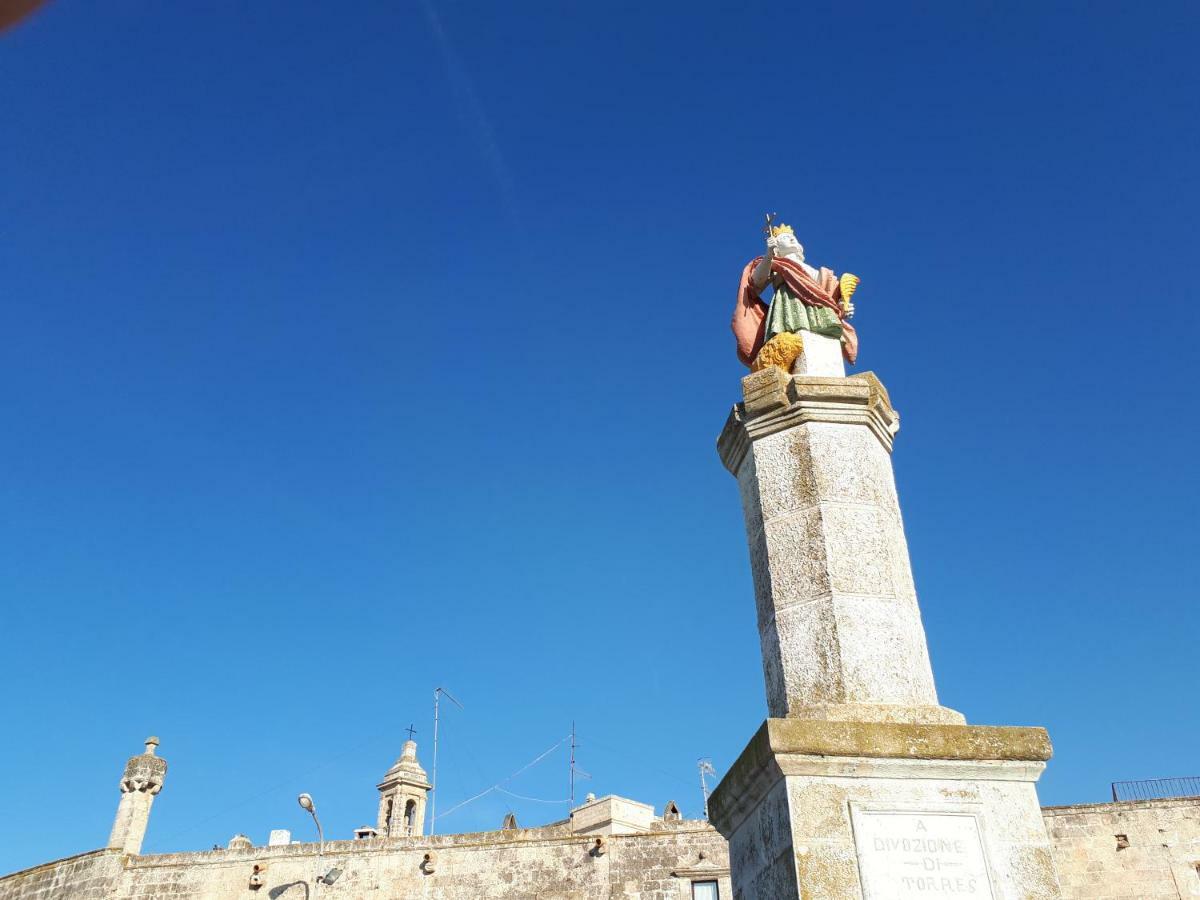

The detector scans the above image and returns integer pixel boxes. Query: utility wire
[496,786,570,804]
[434,736,569,821]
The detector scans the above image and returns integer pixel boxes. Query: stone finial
[379,740,430,787]
[121,740,168,795]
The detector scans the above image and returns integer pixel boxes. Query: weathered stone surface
[725,781,797,900]
[108,740,167,857]
[724,373,960,725]
[0,851,123,900]
[709,720,1060,900]
[741,366,791,418]
[718,372,901,477]
[712,720,1053,817]
[569,795,656,835]
[0,824,732,900]
[26,793,1189,900]
[376,739,431,837]
[712,367,1064,898]
[1043,797,1200,899]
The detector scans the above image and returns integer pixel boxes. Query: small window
[692,881,719,900]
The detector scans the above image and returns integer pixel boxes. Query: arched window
[404,799,417,834]
[384,798,394,833]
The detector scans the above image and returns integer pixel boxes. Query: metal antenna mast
[569,721,577,806]
[568,722,590,806]
[697,759,716,820]
[430,686,463,835]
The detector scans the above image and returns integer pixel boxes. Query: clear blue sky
[2,0,1197,875]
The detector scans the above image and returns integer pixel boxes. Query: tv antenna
[697,758,716,820]
[430,686,463,835]
[568,721,591,806]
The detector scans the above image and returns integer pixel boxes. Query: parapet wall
[0,850,122,900]
[7,799,1198,898]
[0,822,729,900]
[1043,797,1200,899]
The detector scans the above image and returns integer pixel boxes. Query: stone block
[710,720,1060,900]
[831,595,937,707]
[741,368,791,418]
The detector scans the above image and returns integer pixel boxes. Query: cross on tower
[405,723,418,740]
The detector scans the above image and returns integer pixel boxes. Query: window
[404,799,417,834]
[692,881,719,900]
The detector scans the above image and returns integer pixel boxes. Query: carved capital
[120,754,167,794]
[717,371,900,475]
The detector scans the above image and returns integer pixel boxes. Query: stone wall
[0,823,729,900]
[0,850,122,900]
[1043,797,1200,899]
[10,798,1200,898]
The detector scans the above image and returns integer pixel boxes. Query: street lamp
[297,793,324,846]
[298,793,326,895]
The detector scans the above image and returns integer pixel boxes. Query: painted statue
[732,219,861,373]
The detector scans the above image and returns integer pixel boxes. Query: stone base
[784,702,966,727]
[708,720,1063,900]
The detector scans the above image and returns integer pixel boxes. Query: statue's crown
[770,223,795,237]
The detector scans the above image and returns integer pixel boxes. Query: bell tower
[376,739,432,837]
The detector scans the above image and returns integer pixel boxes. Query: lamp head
[297,793,315,813]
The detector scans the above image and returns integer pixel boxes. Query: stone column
[709,370,1062,899]
[108,737,167,856]
[720,368,961,726]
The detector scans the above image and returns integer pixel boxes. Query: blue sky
[2,0,1198,875]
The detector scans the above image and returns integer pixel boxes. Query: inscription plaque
[852,810,994,899]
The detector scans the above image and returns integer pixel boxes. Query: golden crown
[770,223,795,237]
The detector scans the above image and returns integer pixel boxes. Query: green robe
[764,282,843,340]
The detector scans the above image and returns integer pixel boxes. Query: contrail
[418,0,527,244]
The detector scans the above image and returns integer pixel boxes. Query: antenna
[697,759,716,820]
[569,721,590,806]
[569,722,577,806]
[431,686,463,836]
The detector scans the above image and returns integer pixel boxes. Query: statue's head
[771,224,805,261]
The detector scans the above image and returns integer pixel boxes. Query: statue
[731,218,860,374]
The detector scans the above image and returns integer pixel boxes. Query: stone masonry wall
[8,799,1200,899]
[1,823,729,900]
[1043,797,1200,899]
[0,850,122,900]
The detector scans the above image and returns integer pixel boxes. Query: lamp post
[298,793,324,897]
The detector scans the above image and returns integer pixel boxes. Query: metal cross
[405,723,418,740]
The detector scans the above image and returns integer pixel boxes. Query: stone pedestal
[709,371,1061,899]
